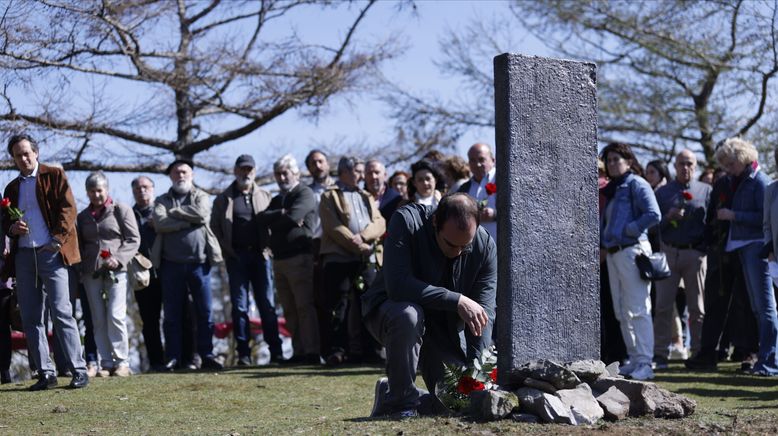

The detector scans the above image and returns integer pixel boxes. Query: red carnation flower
[485,182,497,196]
[682,191,693,201]
[99,250,111,259]
[0,198,10,208]
[489,368,498,383]
[456,375,485,395]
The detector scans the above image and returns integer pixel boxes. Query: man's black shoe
[69,372,89,389]
[201,355,224,371]
[236,356,251,367]
[164,358,179,372]
[29,373,57,391]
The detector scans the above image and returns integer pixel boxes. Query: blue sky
[2,0,550,207]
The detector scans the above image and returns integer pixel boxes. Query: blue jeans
[226,250,281,357]
[159,261,215,361]
[15,248,86,375]
[737,242,778,374]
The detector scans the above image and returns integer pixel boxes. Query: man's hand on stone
[10,220,29,236]
[457,295,488,337]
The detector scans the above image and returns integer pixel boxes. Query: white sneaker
[669,344,689,360]
[629,363,655,381]
[618,361,638,376]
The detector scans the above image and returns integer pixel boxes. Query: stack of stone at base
[468,359,696,424]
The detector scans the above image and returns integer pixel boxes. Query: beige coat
[319,185,386,264]
[77,201,141,276]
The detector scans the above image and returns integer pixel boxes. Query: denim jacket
[729,165,772,242]
[601,173,661,248]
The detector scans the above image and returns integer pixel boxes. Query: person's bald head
[467,143,494,183]
[674,149,697,184]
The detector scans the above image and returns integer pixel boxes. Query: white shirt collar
[20,162,39,179]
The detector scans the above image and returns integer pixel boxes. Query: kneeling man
[362,193,496,418]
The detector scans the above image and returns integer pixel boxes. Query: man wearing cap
[212,154,283,365]
[152,158,224,371]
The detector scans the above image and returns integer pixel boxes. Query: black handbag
[625,178,671,281]
[635,251,671,281]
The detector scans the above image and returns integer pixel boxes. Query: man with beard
[258,154,320,364]
[212,155,283,365]
[152,159,224,371]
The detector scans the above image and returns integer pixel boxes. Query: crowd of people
[599,138,778,381]
[2,129,774,414]
[0,134,498,394]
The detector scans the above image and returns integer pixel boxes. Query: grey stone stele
[493,53,600,380]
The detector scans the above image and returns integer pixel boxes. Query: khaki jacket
[210,181,272,260]
[1,164,80,279]
[151,187,223,268]
[319,184,386,265]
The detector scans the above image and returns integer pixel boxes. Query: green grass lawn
[1,362,777,435]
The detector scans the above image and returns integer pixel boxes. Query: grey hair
[337,156,364,175]
[131,175,154,189]
[85,171,109,190]
[274,154,300,175]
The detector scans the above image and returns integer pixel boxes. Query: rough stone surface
[468,390,519,421]
[510,412,541,423]
[494,53,600,379]
[556,383,605,425]
[565,360,608,383]
[505,359,582,389]
[596,386,630,421]
[592,377,696,418]
[604,361,622,378]
[523,377,558,394]
[515,387,575,425]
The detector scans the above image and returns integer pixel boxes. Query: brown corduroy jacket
[1,163,81,279]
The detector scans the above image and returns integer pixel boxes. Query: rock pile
[467,359,696,424]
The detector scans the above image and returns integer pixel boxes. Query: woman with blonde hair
[716,137,778,376]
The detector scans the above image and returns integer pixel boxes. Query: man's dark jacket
[361,203,497,361]
[257,182,316,260]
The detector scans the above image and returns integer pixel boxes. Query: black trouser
[320,260,376,357]
[600,261,626,364]
[0,289,12,375]
[698,249,757,358]
[135,277,165,367]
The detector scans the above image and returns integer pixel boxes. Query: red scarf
[90,197,113,221]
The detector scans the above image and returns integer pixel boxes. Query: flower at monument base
[456,376,485,395]
[435,345,498,413]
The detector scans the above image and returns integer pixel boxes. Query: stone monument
[493,53,600,384]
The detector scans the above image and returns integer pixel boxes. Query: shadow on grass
[655,371,778,388]
[239,367,385,379]
[673,387,778,403]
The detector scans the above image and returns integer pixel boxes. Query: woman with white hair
[715,138,778,376]
[77,171,140,376]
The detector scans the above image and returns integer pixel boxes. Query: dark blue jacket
[729,165,772,242]
[361,203,496,361]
